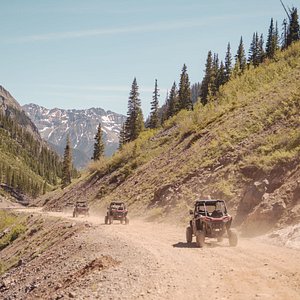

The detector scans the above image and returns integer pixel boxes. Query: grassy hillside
[43,42,300,235]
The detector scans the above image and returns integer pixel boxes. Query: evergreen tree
[266,18,279,59]
[61,135,72,188]
[258,34,265,64]
[224,42,232,82]
[178,64,192,111]
[118,123,126,149]
[149,79,160,129]
[92,123,105,160]
[235,37,247,72]
[217,61,226,87]
[282,19,288,49]
[211,53,219,94]
[166,82,178,118]
[200,51,213,105]
[248,32,259,67]
[287,7,300,46]
[124,78,144,142]
[191,82,201,104]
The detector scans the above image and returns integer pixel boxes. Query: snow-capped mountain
[23,103,126,169]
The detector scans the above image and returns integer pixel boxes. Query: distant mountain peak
[23,103,126,169]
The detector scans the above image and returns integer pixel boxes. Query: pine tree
[166,82,178,118]
[224,42,232,82]
[236,37,247,72]
[217,61,226,87]
[118,123,126,149]
[258,34,265,64]
[191,82,201,104]
[287,7,300,46]
[211,53,219,94]
[282,19,288,49]
[178,64,192,111]
[92,123,105,160]
[61,135,72,188]
[124,78,144,142]
[149,79,160,129]
[200,51,213,105]
[248,32,259,67]
[266,18,279,59]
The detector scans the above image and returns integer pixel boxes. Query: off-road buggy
[186,199,238,247]
[73,201,89,217]
[105,202,129,225]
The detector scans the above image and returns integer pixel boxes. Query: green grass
[84,42,300,217]
[0,211,26,251]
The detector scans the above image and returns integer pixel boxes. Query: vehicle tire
[105,216,108,224]
[73,211,76,218]
[186,226,193,243]
[120,218,124,224]
[228,230,238,247]
[196,231,205,248]
[217,236,223,242]
[125,217,129,225]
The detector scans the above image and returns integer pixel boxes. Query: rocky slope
[0,86,40,139]
[39,43,300,236]
[23,104,126,169]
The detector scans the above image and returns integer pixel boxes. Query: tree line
[88,6,299,167]
[113,5,299,148]
[0,105,63,197]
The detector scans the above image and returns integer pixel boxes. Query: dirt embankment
[1,208,299,300]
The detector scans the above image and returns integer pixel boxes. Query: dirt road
[8,208,297,300]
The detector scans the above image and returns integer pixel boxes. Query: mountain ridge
[23,103,126,169]
[0,86,63,201]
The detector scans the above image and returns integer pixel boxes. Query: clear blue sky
[0,0,294,116]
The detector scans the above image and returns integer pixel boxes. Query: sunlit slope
[45,42,300,234]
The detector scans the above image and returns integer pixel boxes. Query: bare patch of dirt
[1,208,299,299]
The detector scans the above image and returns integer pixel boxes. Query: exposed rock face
[23,103,126,169]
[0,86,40,138]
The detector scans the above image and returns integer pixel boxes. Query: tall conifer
[92,123,105,160]
[225,42,232,82]
[124,78,144,142]
[62,135,72,188]
[236,37,247,72]
[266,18,279,59]
[178,64,192,111]
[149,79,160,129]
[287,7,300,46]
[167,82,178,118]
[200,51,213,105]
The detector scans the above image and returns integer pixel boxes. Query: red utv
[105,202,129,225]
[186,199,238,247]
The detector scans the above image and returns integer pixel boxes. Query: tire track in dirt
[10,208,300,299]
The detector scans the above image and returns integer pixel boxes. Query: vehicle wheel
[73,211,76,218]
[217,236,223,242]
[228,230,238,247]
[105,216,108,224]
[125,217,129,225]
[120,218,124,224]
[186,226,193,243]
[196,231,205,248]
